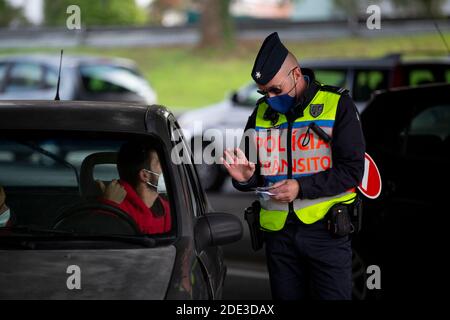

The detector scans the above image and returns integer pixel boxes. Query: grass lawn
[1,32,448,110]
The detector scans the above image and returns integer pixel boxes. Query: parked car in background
[0,101,242,299]
[0,55,157,104]
[178,53,450,190]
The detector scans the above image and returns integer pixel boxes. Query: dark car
[0,55,157,104]
[179,53,450,190]
[354,83,449,299]
[0,101,243,300]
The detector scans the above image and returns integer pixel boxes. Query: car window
[445,69,450,83]
[409,105,450,140]
[314,69,347,87]
[80,65,149,95]
[408,69,435,86]
[169,119,207,216]
[235,83,262,107]
[403,104,450,157]
[0,132,174,239]
[4,63,43,92]
[353,70,388,102]
[44,68,58,89]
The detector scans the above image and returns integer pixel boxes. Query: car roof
[0,54,138,70]
[302,57,397,69]
[371,82,450,98]
[0,100,171,134]
[363,83,450,122]
[301,54,450,69]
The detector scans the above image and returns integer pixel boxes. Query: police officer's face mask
[263,68,298,114]
[144,169,167,194]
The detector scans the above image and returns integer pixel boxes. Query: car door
[360,84,449,298]
[362,86,449,213]
[169,118,226,299]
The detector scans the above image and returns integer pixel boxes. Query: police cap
[251,32,288,85]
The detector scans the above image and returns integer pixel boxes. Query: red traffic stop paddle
[358,153,382,199]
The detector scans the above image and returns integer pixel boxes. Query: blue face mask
[266,93,296,114]
[264,68,299,114]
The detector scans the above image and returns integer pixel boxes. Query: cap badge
[255,71,261,79]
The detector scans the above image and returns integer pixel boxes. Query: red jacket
[102,180,171,235]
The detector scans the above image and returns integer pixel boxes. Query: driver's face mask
[144,169,167,194]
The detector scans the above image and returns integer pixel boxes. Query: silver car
[0,54,157,104]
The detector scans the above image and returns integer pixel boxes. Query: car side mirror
[231,91,239,104]
[195,212,243,251]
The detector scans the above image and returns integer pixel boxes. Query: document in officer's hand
[255,186,275,196]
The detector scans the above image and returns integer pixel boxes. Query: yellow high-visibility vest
[255,86,356,231]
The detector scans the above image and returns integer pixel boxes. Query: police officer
[221,32,365,300]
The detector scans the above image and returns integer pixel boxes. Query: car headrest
[80,152,118,199]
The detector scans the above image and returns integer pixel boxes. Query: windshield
[0,131,174,245]
[80,65,151,95]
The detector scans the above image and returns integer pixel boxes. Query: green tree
[0,0,26,27]
[198,0,234,48]
[148,0,234,48]
[332,0,370,35]
[44,0,147,27]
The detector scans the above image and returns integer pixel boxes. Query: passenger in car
[97,142,171,235]
[0,185,11,228]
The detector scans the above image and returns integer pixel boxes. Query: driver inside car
[97,141,171,235]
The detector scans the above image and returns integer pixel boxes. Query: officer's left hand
[270,179,300,203]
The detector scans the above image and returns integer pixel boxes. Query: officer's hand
[270,179,300,203]
[96,179,126,204]
[221,148,256,183]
